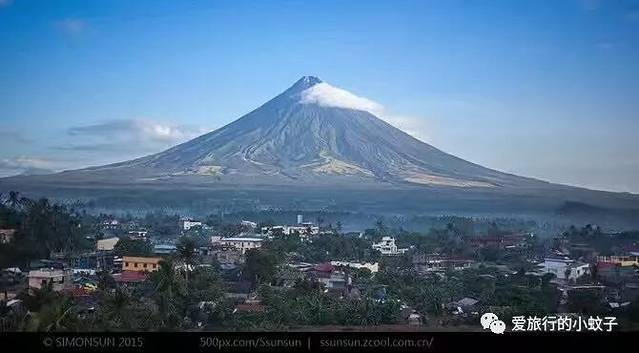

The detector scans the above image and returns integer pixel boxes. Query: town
[1,192,639,331]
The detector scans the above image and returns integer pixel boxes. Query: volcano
[3,76,639,217]
[49,76,540,188]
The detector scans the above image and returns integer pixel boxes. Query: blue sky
[1,0,639,192]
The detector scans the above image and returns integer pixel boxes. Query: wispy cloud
[62,118,207,153]
[299,82,430,141]
[0,0,13,8]
[55,18,88,37]
[0,156,57,177]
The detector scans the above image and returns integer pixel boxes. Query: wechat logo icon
[480,312,507,334]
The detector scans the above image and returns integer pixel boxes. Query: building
[330,261,379,273]
[261,224,320,237]
[96,237,120,251]
[413,253,474,273]
[27,268,72,291]
[297,214,304,224]
[181,218,202,231]
[101,219,120,229]
[372,236,408,256]
[112,271,148,285]
[0,229,17,244]
[537,256,591,281]
[201,244,245,265]
[597,254,639,267]
[218,237,263,254]
[122,256,162,272]
[311,263,348,290]
[65,251,116,272]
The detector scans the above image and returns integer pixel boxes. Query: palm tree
[99,287,133,330]
[176,237,197,283]
[150,260,186,328]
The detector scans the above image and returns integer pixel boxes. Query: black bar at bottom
[0,332,634,353]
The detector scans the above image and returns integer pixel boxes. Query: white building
[372,236,408,256]
[181,218,202,231]
[330,261,379,273]
[219,237,263,254]
[538,257,591,281]
[96,237,120,251]
[261,224,319,238]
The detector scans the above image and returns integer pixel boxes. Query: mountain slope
[75,76,540,188]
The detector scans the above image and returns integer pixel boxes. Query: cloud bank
[63,118,207,153]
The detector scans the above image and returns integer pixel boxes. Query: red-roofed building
[112,270,148,284]
[313,263,335,273]
[233,303,266,313]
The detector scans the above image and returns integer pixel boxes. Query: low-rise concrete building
[181,218,202,231]
[218,237,263,254]
[537,256,590,281]
[27,268,72,291]
[413,253,474,273]
[330,261,379,273]
[96,237,119,251]
[372,236,408,256]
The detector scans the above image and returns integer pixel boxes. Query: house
[596,261,639,285]
[27,268,72,291]
[233,302,266,313]
[112,271,148,285]
[330,261,379,273]
[537,256,590,281]
[202,244,245,265]
[597,254,639,267]
[261,221,320,238]
[101,219,120,229]
[372,236,408,256]
[0,229,17,244]
[413,253,474,273]
[122,256,162,272]
[310,263,348,290]
[218,237,263,254]
[181,218,202,231]
[66,251,115,272]
[96,237,119,251]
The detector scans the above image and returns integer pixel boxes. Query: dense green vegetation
[0,192,93,268]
